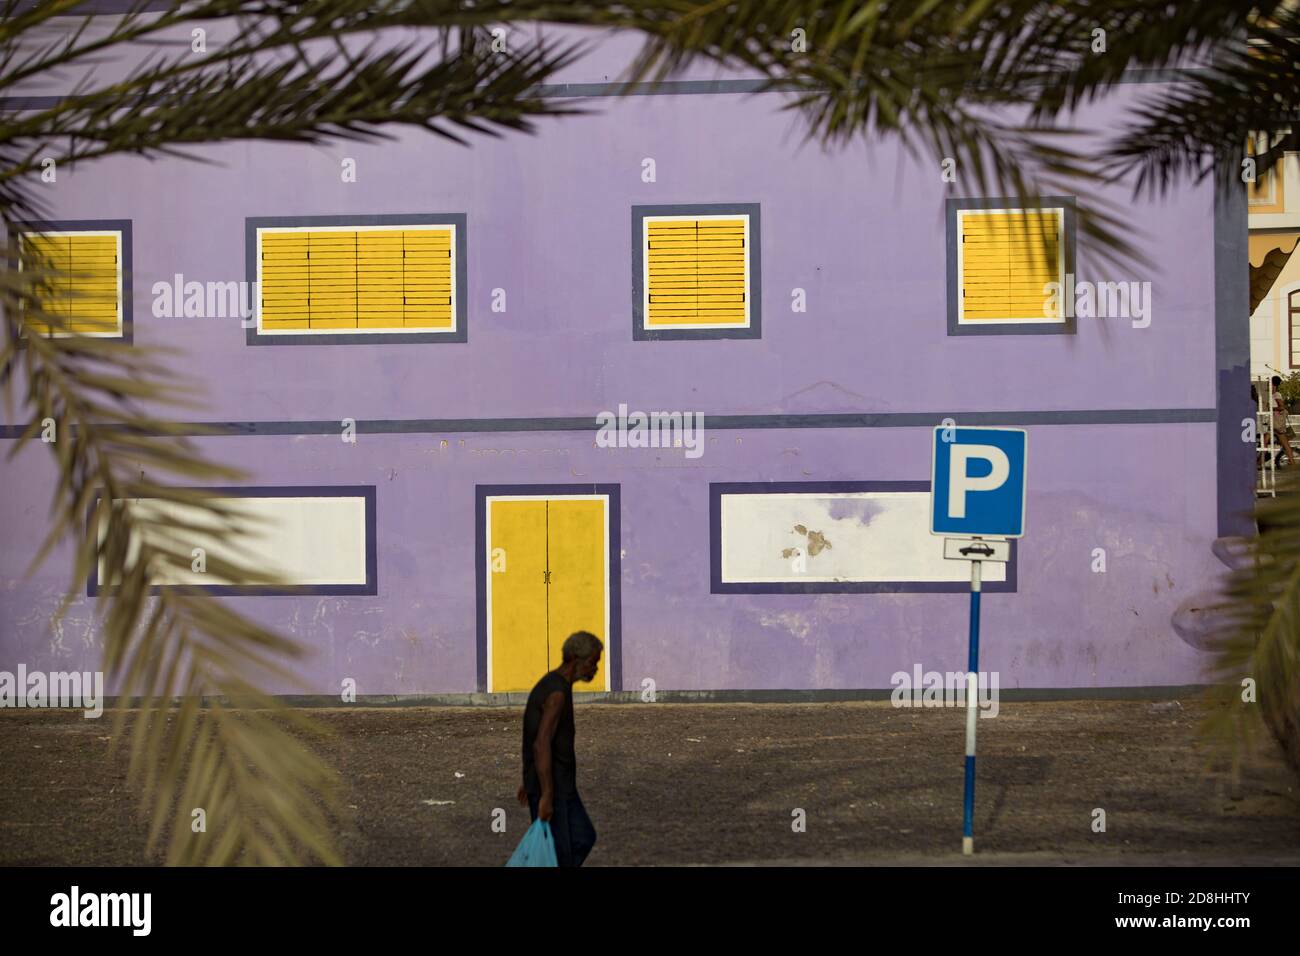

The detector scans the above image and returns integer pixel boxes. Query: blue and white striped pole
[963,555,982,856]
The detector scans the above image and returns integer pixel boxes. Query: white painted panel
[720,492,1007,584]
[97,495,368,586]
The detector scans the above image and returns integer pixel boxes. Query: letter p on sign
[931,427,1027,537]
[948,445,1010,517]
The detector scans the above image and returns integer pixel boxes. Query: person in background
[1273,376,1296,467]
[1253,384,1267,471]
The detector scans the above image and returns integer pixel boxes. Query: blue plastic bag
[506,819,558,867]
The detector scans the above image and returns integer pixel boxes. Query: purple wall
[0,32,1235,693]
[13,90,1215,418]
[0,423,1222,693]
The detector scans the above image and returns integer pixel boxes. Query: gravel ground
[2,699,1297,866]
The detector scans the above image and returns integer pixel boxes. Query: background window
[19,228,125,337]
[632,203,761,340]
[947,197,1076,336]
[259,225,454,333]
[1289,289,1300,368]
[709,481,1015,594]
[959,208,1063,323]
[246,214,466,345]
[90,487,377,596]
[1247,131,1286,212]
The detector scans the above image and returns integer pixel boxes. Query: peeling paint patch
[781,524,831,561]
[756,610,815,643]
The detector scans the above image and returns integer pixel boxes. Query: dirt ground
[2,699,1298,866]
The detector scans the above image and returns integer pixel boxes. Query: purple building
[0,25,1252,699]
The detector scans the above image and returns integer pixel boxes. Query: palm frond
[1,251,342,864]
[1204,474,1300,780]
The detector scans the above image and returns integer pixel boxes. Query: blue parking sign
[931,426,1027,538]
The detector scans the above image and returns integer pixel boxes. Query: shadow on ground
[1,700,1297,865]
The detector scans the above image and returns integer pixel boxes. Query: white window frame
[641,213,752,331]
[956,207,1066,326]
[255,222,458,335]
[18,229,124,338]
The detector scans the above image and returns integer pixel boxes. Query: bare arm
[532,690,564,819]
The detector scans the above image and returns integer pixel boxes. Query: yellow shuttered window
[958,208,1064,324]
[644,216,749,328]
[258,225,455,333]
[20,231,123,336]
[1247,133,1284,210]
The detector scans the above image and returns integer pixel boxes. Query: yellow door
[489,499,549,692]
[547,499,608,692]
[488,497,608,692]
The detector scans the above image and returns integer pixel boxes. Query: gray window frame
[8,218,133,346]
[245,213,467,346]
[946,196,1077,336]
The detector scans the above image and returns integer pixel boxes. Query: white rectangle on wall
[96,494,370,587]
[720,491,1007,584]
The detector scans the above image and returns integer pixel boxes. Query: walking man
[516,630,603,867]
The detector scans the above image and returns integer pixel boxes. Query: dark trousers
[527,791,596,867]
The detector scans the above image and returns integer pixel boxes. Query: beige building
[1249,134,1300,378]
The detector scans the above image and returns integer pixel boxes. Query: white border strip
[256,223,457,335]
[642,213,751,331]
[17,230,124,338]
[956,208,1065,325]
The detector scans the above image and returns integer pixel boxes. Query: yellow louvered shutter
[396,229,454,329]
[260,230,309,329]
[645,216,748,327]
[258,225,454,332]
[959,209,1063,323]
[21,231,122,335]
[357,230,402,329]
[308,230,358,330]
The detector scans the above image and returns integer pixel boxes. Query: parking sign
[931,426,1027,538]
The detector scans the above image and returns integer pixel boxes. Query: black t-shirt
[521,670,577,796]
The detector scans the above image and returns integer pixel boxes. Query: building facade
[0,28,1252,697]
[1247,134,1300,378]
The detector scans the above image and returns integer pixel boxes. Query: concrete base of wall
[100,685,1212,708]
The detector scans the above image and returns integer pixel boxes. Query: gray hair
[561,631,604,662]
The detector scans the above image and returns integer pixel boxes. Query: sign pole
[930,425,1025,857]
[962,551,981,856]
